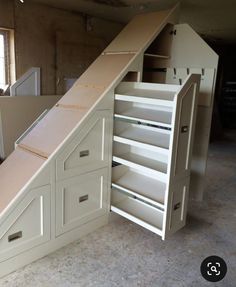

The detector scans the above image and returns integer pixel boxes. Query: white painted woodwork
[56,168,109,236]
[111,75,200,239]
[111,189,164,236]
[10,67,41,97]
[114,102,173,128]
[0,6,217,277]
[0,185,50,262]
[0,148,46,216]
[163,24,218,200]
[19,106,87,158]
[164,177,189,236]
[56,110,112,180]
[114,120,171,150]
[104,7,178,53]
[112,165,166,208]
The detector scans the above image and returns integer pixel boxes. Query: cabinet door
[0,185,50,262]
[56,110,112,181]
[163,177,189,239]
[56,168,109,236]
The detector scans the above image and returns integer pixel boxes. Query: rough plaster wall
[0,0,123,95]
[0,0,14,28]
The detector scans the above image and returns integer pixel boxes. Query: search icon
[211,266,217,273]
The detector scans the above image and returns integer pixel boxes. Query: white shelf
[113,152,167,181]
[112,166,166,207]
[111,194,163,236]
[144,53,170,59]
[114,125,170,153]
[115,93,174,108]
[114,106,172,128]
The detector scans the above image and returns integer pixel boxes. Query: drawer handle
[181,126,188,133]
[8,231,22,242]
[80,150,89,158]
[79,195,89,203]
[174,202,181,211]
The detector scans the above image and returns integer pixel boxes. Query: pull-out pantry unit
[111,77,199,240]
[0,5,218,277]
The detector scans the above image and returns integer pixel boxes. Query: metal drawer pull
[181,126,188,133]
[8,231,22,242]
[80,150,90,157]
[174,202,181,210]
[79,195,89,203]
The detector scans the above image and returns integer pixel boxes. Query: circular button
[200,256,227,282]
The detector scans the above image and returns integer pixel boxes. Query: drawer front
[0,185,51,262]
[165,177,190,237]
[56,168,109,236]
[56,110,112,181]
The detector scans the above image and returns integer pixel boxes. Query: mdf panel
[58,85,104,109]
[56,110,112,180]
[0,95,61,158]
[104,9,174,53]
[190,68,216,107]
[0,185,50,262]
[19,106,86,158]
[165,177,189,237]
[174,85,196,177]
[75,54,135,88]
[0,148,46,215]
[56,168,109,236]
[166,68,216,107]
[169,24,218,69]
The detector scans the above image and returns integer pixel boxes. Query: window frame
[0,28,14,88]
[0,29,10,87]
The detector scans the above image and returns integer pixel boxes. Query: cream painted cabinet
[56,168,109,236]
[0,185,50,263]
[111,77,200,240]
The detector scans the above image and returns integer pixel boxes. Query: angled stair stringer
[0,6,179,277]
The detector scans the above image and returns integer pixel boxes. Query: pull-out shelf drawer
[111,188,164,236]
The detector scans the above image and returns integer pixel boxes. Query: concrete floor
[0,132,235,287]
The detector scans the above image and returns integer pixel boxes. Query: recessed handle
[79,194,89,203]
[181,126,188,133]
[80,150,89,158]
[174,202,181,211]
[8,231,22,242]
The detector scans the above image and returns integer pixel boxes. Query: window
[0,29,15,90]
[0,31,8,89]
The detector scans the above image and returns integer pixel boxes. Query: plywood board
[19,107,86,158]
[0,148,45,215]
[104,9,176,53]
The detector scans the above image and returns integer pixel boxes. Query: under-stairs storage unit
[0,5,218,278]
[111,77,199,239]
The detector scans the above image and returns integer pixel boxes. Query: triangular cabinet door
[56,110,112,181]
[0,185,50,262]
